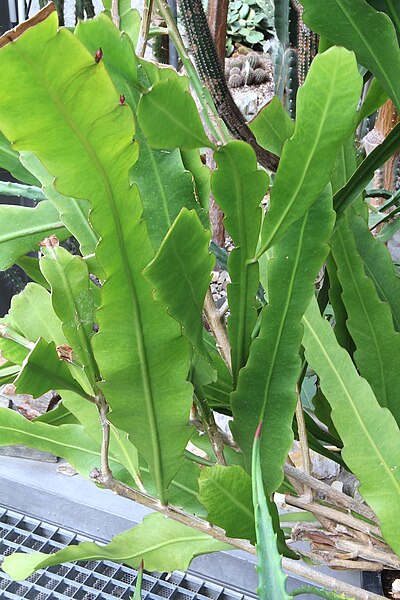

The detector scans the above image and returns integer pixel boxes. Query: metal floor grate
[0,507,254,600]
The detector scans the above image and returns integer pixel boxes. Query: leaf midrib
[0,220,65,243]
[15,39,166,502]
[302,304,400,497]
[259,52,339,254]
[336,227,389,408]
[259,214,308,421]
[335,0,400,109]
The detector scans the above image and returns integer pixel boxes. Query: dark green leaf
[301,0,400,110]
[198,465,255,541]
[302,297,400,556]
[231,189,334,493]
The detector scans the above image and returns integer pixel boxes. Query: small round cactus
[224,67,231,80]
[230,66,242,76]
[229,57,244,69]
[244,67,255,85]
[253,68,267,84]
[246,52,260,70]
[228,73,244,88]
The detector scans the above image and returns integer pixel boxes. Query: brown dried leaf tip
[95,48,103,63]
[56,344,74,363]
[39,235,59,248]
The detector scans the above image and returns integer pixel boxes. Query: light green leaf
[231,189,334,493]
[145,209,213,352]
[0,131,39,185]
[292,585,356,599]
[0,407,114,479]
[198,465,255,541]
[2,513,231,581]
[0,8,193,504]
[133,559,144,600]
[75,15,205,252]
[6,283,66,347]
[351,211,400,332]
[138,79,213,150]
[212,141,268,384]
[249,96,294,156]
[0,202,68,270]
[102,0,141,45]
[252,424,290,600]
[301,0,400,111]
[331,212,400,425]
[35,402,79,425]
[20,152,99,259]
[40,244,98,385]
[0,362,20,385]
[302,297,400,556]
[15,338,89,399]
[259,46,361,255]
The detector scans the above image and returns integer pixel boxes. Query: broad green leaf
[75,15,205,252]
[333,122,400,214]
[358,77,388,124]
[6,283,66,346]
[302,297,400,556]
[198,465,255,541]
[0,8,193,503]
[0,407,117,478]
[301,0,400,111]
[2,512,231,581]
[231,189,334,493]
[138,79,213,150]
[332,213,400,424]
[351,212,400,332]
[0,131,39,185]
[0,202,68,270]
[212,141,269,384]
[40,244,98,385]
[252,424,290,600]
[0,180,46,202]
[20,152,99,259]
[249,96,295,156]
[145,208,213,352]
[102,0,141,45]
[259,46,362,255]
[367,0,400,42]
[15,338,89,399]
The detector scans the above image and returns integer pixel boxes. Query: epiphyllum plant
[0,1,400,599]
